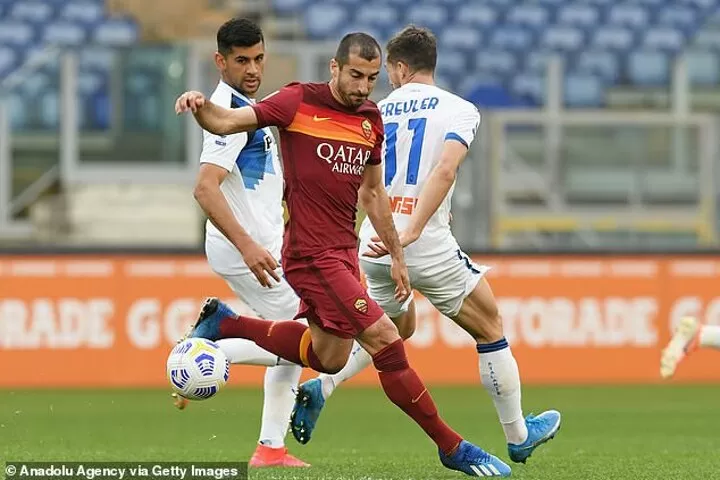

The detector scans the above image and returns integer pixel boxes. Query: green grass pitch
[2,385,719,479]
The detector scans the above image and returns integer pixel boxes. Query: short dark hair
[335,32,381,67]
[386,25,437,73]
[217,18,264,56]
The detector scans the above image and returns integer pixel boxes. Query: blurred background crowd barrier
[1,0,719,387]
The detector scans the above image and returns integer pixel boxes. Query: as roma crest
[361,119,373,140]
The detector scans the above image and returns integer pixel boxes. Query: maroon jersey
[252,82,384,259]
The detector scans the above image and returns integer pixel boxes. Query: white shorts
[360,249,490,319]
[221,268,301,320]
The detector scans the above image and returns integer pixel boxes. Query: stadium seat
[0,45,16,78]
[591,27,635,51]
[304,3,347,39]
[272,0,311,15]
[506,4,550,28]
[435,49,468,78]
[92,18,139,46]
[43,22,87,46]
[490,27,534,51]
[576,50,619,82]
[684,49,720,85]
[79,47,115,71]
[564,74,603,107]
[455,4,497,27]
[512,73,545,104]
[0,21,34,46]
[440,26,482,51]
[356,4,399,29]
[406,4,449,31]
[657,6,697,30]
[627,50,670,85]
[542,27,585,52]
[557,4,599,27]
[643,27,684,52]
[60,1,104,24]
[607,5,649,29]
[9,1,53,24]
[525,51,561,72]
[475,50,517,76]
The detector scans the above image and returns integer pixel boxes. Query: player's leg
[356,312,511,477]
[661,317,720,378]
[221,274,309,468]
[291,261,417,444]
[422,251,560,464]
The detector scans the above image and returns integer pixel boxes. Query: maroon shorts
[283,248,386,339]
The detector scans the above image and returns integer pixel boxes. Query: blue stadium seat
[272,0,311,15]
[576,50,619,82]
[490,27,534,51]
[43,22,87,46]
[642,27,684,52]
[455,4,497,27]
[9,0,53,24]
[607,5,649,29]
[407,4,449,31]
[557,4,599,27]
[466,83,530,108]
[435,49,468,77]
[0,21,34,46]
[591,27,635,51]
[657,6,697,30]
[79,47,115,71]
[475,50,517,75]
[525,50,557,72]
[542,26,584,52]
[694,30,720,50]
[356,4,398,29]
[512,73,545,104]
[564,74,603,107]
[304,3,347,39]
[336,23,387,44]
[581,0,614,5]
[93,18,139,46]
[684,49,720,85]
[628,50,669,85]
[506,5,550,28]
[440,26,482,51]
[0,45,17,78]
[60,1,104,25]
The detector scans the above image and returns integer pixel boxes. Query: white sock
[700,325,720,349]
[318,342,372,399]
[478,338,528,445]
[257,364,303,448]
[216,339,295,366]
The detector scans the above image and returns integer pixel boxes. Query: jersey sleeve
[444,103,481,149]
[252,83,303,129]
[367,113,385,166]
[199,129,247,172]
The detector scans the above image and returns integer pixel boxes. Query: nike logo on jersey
[313,115,332,122]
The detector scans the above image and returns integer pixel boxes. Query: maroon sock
[373,339,463,456]
[219,314,330,372]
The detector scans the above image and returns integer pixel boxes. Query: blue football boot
[186,297,236,341]
[507,410,561,464]
[439,440,511,477]
[290,378,325,444]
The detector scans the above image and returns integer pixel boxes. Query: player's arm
[176,91,259,135]
[403,140,469,242]
[359,163,411,302]
[405,106,481,243]
[193,164,281,288]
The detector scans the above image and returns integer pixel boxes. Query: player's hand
[363,230,420,258]
[390,260,411,303]
[175,91,207,114]
[239,241,281,288]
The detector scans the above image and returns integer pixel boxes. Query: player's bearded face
[215,42,265,96]
[331,54,381,108]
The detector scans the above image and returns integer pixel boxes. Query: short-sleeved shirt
[358,82,481,266]
[252,82,385,260]
[200,81,284,276]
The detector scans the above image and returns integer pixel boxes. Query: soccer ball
[166,338,229,401]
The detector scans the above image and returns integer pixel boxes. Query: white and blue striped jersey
[201,81,284,276]
[359,82,481,266]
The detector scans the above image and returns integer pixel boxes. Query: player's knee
[320,356,346,374]
[358,315,401,355]
[397,319,415,340]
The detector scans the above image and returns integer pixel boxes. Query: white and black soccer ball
[166,338,229,401]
